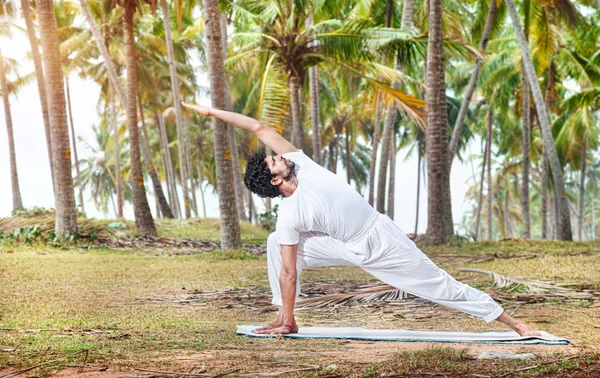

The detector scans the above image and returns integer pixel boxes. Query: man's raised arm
[182,103,297,156]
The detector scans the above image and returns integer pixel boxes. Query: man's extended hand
[181,102,211,116]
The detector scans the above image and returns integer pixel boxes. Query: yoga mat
[236,325,569,345]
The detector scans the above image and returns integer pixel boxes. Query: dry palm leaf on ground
[459,268,600,302]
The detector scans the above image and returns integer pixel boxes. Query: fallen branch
[495,355,578,377]
[134,368,207,376]
[210,369,240,378]
[0,349,88,378]
[238,367,320,376]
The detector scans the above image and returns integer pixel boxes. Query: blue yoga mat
[236,325,569,345]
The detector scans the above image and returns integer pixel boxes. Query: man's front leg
[495,311,541,337]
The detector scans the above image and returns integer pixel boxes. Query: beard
[281,158,296,180]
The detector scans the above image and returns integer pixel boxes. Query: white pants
[267,214,504,323]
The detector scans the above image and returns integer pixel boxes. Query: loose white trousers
[267,213,504,323]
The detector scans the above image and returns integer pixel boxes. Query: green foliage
[256,204,279,232]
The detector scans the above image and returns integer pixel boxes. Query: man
[182,102,541,337]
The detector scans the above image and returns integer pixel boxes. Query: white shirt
[275,150,377,245]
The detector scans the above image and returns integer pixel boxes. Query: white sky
[0,23,479,236]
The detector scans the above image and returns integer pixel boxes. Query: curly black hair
[244,152,281,198]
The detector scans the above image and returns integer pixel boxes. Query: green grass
[1,231,599,376]
[154,218,270,242]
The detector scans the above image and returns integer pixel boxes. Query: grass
[1,219,599,376]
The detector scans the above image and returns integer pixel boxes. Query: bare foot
[252,318,298,335]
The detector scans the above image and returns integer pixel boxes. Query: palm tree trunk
[38,0,77,234]
[368,0,395,207]
[504,180,510,238]
[414,135,422,235]
[160,0,191,219]
[333,134,340,174]
[203,0,242,249]
[79,0,126,106]
[425,0,453,244]
[368,93,385,206]
[505,0,572,240]
[377,102,394,213]
[138,94,174,218]
[578,144,586,240]
[387,134,396,219]
[487,109,493,241]
[345,126,351,184]
[265,146,272,212]
[448,0,496,164]
[328,141,335,172]
[306,14,322,165]
[289,75,305,150]
[521,67,531,238]
[195,140,207,219]
[248,189,255,223]
[376,0,414,213]
[475,132,489,241]
[20,0,54,187]
[219,15,247,221]
[0,49,23,211]
[110,84,123,218]
[541,64,554,239]
[551,189,558,239]
[156,109,181,218]
[123,2,157,236]
[592,197,596,240]
[184,118,199,218]
[65,76,85,214]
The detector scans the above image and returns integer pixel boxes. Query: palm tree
[121,0,157,236]
[78,0,126,105]
[219,14,247,221]
[505,0,572,240]
[203,0,242,249]
[448,0,498,165]
[19,0,54,186]
[37,0,77,234]
[159,0,191,219]
[376,0,415,214]
[137,93,174,218]
[0,48,23,211]
[228,0,425,155]
[55,1,86,213]
[425,0,453,244]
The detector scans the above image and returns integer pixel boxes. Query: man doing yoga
[183,102,541,337]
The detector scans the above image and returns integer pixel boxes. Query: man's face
[265,155,296,183]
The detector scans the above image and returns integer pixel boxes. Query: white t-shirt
[275,150,377,245]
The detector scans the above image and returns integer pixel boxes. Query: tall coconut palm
[37,0,77,234]
[505,0,572,240]
[203,0,242,249]
[448,0,498,165]
[219,14,247,221]
[138,93,174,218]
[376,0,415,214]
[425,0,453,244]
[228,0,425,157]
[19,0,54,185]
[0,47,23,211]
[120,0,157,235]
[55,1,86,213]
[159,0,191,219]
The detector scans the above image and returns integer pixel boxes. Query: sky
[0,21,481,236]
